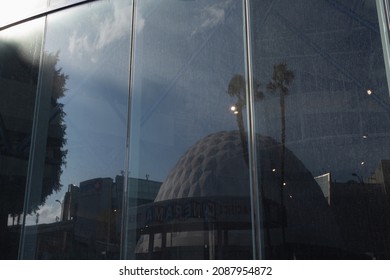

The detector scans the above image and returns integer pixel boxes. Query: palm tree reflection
[227,74,263,164]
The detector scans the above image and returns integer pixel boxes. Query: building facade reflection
[1,0,390,260]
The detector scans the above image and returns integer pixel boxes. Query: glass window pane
[19,0,132,259]
[126,0,252,260]
[250,0,390,259]
[0,19,44,259]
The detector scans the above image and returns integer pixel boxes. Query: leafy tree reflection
[0,42,68,259]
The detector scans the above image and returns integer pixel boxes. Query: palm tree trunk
[280,94,287,249]
[236,110,249,165]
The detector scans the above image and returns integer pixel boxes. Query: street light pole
[55,200,62,222]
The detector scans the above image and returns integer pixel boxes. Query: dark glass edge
[0,0,98,31]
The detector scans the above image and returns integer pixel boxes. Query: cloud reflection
[68,0,131,62]
[25,204,61,225]
[191,0,233,36]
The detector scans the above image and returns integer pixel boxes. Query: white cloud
[68,0,131,62]
[136,16,145,34]
[200,6,225,29]
[191,1,233,36]
[68,32,94,58]
[95,0,130,50]
[25,204,61,225]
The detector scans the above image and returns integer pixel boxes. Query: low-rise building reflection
[315,159,390,259]
[12,142,390,260]
[17,176,161,259]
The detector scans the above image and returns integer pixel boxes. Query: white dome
[152,130,342,248]
[156,130,275,201]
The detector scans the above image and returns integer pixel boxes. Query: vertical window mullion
[377,0,390,97]
[243,0,264,260]
[18,16,50,260]
[120,0,137,260]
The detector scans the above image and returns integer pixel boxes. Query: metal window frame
[377,0,390,97]
[0,0,98,31]
[243,0,264,260]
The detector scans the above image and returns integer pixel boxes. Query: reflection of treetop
[227,62,294,109]
[44,51,68,196]
[266,62,294,96]
[227,74,263,164]
[0,43,69,222]
[227,63,294,162]
[51,51,68,100]
[227,74,263,109]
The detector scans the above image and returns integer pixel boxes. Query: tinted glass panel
[3,0,390,261]
[19,0,132,259]
[250,0,390,259]
[0,19,44,259]
[125,0,252,260]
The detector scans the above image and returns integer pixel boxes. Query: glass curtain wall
[1,0,390,260]
[0,19,45,260]
[17,0,132,259]
[124,0,253,260]
[249,0,390,259]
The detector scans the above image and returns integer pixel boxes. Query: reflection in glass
[126,0,252,259]
[0,0,47,27]
[18,0,132,259]
[250,0,390,259]
[0,19,44,259]
[2,0,390,260]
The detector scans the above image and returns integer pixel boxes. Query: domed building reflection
[133,130,342,259]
